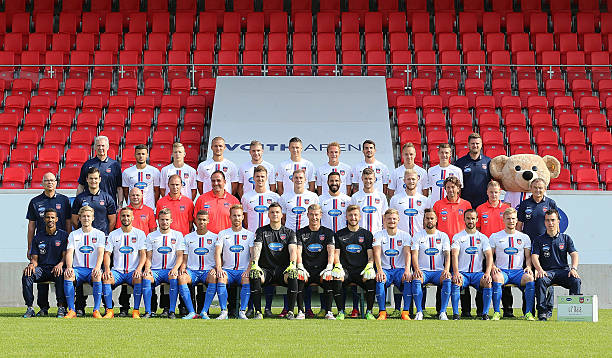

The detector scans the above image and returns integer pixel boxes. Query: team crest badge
[92,238,97,243]
[416,200,422,206]
[242,235,247,240]
[458,209,464,215]
[146,174,151,179]
[55,240,61,247]
[280,234,286,241]
[305,199,310,204]
[482,164,487,169]
[180,205,185,211]
[207,239,213,244]
[171,238,176,244]
[543,207,548,213]
[319,234,325,241]
[559,243,565,250]
[99,200,105,205]
[140,214,147,220]
[106,168,112,173]
[267,199,273,204]
[376,168,381,174]
[375,198,380,204]
[223,167,228,172]
[436,238,441,244]
[358,236,364,243]
[56,203,62,210]
[580,297,585,303]
[476,238,481,244]
[340,170,345,175]
[397,240,402,246]
[341,202,346,207]
[132,237,137,243]
[517,239,522,244]
[184,173,189,179]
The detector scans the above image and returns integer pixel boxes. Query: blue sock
[482,287,492,315]
[440,279,451,313]
[412,280,423,312]
[451,284,461,315]
[264,286,274,310]
[92,281,102,311]
[525,281,535,314]
[133,283,142,310]
[143,280,152,314]
[103,283,113,309]
[217,283,228,310]
[402,282,412,311]
[201,283,217,314]
[168,279,178,313]
[240,284,250,311]
[492,282,503,313]
[179,284,195,313]
[64,280,75,311]
[376,281,386,312]
[304,286,312,311]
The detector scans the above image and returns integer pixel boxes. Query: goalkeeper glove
[360,262,376,280]
[320,264,334,281]
[249,261,263,279]
[284,261,298,279]
[331,263,344,279]
[297,263,309,281]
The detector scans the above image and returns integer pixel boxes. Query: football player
[241,165,280,230]
[280,169,319,232]
[350,168,388,234]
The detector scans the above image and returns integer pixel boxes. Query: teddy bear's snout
[522,170,534,181]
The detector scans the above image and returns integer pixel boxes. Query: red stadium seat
[2,167,27,188]
[576,168,600,190]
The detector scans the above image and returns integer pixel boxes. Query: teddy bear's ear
[490,155,509,179]
[542,155,561,179]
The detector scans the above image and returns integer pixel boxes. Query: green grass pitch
[0,307,609,357]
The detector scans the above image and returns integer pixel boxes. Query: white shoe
[238,310,248,320]
[415,312,424,320]
[296,311,305,320]
[325,311,336,320]
[216,310,229,320]
[439,312,448,320]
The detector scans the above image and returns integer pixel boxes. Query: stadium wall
[0,190,610,307]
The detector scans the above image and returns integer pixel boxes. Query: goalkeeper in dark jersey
[295,204,336,320]
[249,202,299,320]
[331,205,377,320]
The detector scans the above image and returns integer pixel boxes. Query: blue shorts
[152,269,171,286]
[112,270,135,287]
[502,269,525,286]
[187,269,210,285]
[459,272,484,288]
[226,269,245,286]
[382,268,406,288]
[420,270,444,286]
[74,267,93,285]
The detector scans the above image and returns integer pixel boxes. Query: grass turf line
[0,308,609,357]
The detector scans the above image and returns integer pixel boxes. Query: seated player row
[24,191,580,321]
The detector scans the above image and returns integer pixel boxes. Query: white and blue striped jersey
[146,229,185,270]
[183,231,218,271]
[427,164,463,204]
[451,230,491,273]
[216,228,255,271]
[373,229,412,269]
[241,190,281,230]
[105,227,146,273]
[388,164,429,195]
[67,228,106,269]
[122,165,161,210]
[389,192,430,237]
[351,160,390,193]
[280,190,319,232]
[316,162,352,194]
[319,192,351,232]
[350,190,388,234]
[411,230,450,272]
[238,160,276,194]
[489,230,531,270]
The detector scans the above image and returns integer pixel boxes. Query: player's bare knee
[178,274,189,285]
[240,277,249,285]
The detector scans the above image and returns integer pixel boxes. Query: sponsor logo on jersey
[482,214,488,219]
[436,180,444,187]
[385,249,399,256]
[254,205,268,213]
[525,208,533,215]
[404,208,418,216]
[504,247,519,255]
[362,206,376,214]
[559,243,565,250]
[328,209,342,217]
[194,247,209,255]
[204,205,210,209]
[79,245,94,254]
[119,246,134,254]
[441,210,448,215]
[230,245,244,252]
[157,246,172,254]
[292,206,306,214]
[135,181,147,189]
[424,248,439,255]
[465,246,478,255]
[346,244,362,253]
[268,242,284,251]
[307,243,323,253]
[464,167,471,173]
[99,200,105,206]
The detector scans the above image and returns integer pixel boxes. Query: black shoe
[142,312,152,319]
[503,311,515,318]
[286,311,295,320]
[228,310,237,319]
[160,309,169,318]
[546,311,553,319]
[118,310,129,318]
[36,309,49,317]
[245,308,254,318]
[57,307,67,318]
[264,309,274,318]
[481,314,490,321]
[460,312,472,318]
[23,307,35,318]
[452,314,460,320]
[178,306,188,316]
[168,312,176,319]
[76,309,85,317]
[150,312,157,318]
[538,315,547,321]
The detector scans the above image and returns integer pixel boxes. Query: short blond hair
[78,206,94,216]
[384,208,399,216]
[503,207,517,218]
[172,142,184,150]
[327,142,341,152]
